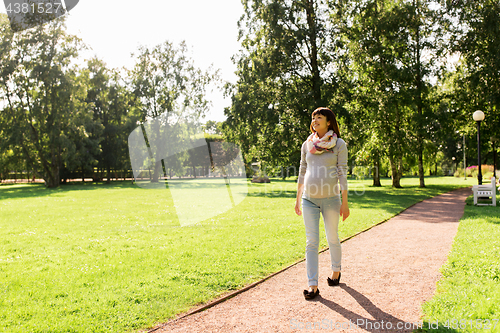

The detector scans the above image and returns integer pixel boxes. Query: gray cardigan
[298,138,348,199]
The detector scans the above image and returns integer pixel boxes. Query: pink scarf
[306,130,337,154]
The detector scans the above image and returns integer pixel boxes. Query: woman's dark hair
[310,107,341,138]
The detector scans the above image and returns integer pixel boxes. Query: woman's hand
[340,202,350,221]
[295,199,302,216]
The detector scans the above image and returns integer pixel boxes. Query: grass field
[0,176,476,332]
[418,195,500,333]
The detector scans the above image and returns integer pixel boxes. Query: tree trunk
[493,143,497,177]
[45,163,60,188]
[414,0,425,188]
[389,155,402,188]
[398,156,404,185]
[372,151,381,186]
[106,165,111,184]
[305,0,323,106]
[418,152,425,186]
[151,161,161,182]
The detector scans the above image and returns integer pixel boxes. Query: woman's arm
[337,139,349,221]
[340,188,349,221]
[295,183,304,216]
[295,142,307,216]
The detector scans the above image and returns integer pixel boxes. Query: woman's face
[312,113,330,133]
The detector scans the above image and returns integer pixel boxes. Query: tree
[128,41,219,182]
[83,58,137,183]
[0,14,94,188]
[345,0,412,187]
[408,0,439,187]
[443,0,500,164]
[106,69,141,181]
[203,120,224,135]
[345,0,440,187]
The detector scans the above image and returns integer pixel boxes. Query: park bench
[472,177,497,206]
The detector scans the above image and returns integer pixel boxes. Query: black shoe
[303,288,320,299]
[327,272,341,286]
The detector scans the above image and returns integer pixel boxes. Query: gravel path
[150,187,471,333]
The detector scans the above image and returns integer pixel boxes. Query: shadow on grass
[246,191,297,198]
[463,196,500,224]
[0,181,140,200]
[0,183,56,200]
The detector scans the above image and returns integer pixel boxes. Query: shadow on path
[309,284,419,332]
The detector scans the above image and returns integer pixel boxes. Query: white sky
[1,1,244,122]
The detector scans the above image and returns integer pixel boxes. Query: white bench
[472,177,496,206]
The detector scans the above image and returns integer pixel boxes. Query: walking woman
[295,107,349,299]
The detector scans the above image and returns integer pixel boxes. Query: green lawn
[0,176,476,332]
[418,194,500,333]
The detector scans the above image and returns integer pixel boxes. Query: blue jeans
[302,195,342,286]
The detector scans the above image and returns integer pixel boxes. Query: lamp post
[463,134,466,180]
[473,110,485,185]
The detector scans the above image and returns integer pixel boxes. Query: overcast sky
[1,1,244,122]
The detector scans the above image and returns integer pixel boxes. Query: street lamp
[473,110,485,185]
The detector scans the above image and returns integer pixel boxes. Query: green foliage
[0,149,15,181]
[224,0,351,174]
[128,41,220,182]
[0,15,91,187]
[437,0,500,169]
[79,58,139,183]
[203,120,224,135]
[224,0,499,187]
[344,0,441,187]
[129,41,219,121]
[0,14,220,187]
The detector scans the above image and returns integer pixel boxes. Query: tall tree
[444,0,500,161]
[346,0,412,187]
[224,0,350,176]
[83,58,136,183]
[345,0,439,187]
[409,0,435,187]
[129,41,219,182]
[0,14,93,187]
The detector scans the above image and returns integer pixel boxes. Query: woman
[295,107,349,299]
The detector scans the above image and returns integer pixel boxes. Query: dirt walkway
[151,187,471,333]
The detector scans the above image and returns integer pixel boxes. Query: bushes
[454,165,495,179]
